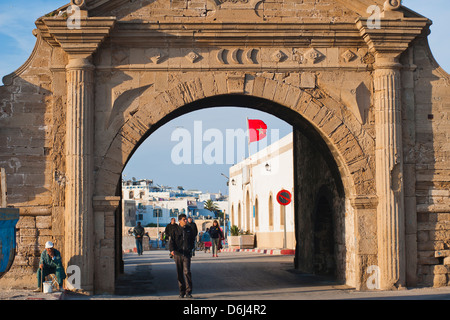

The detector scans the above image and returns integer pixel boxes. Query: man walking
[187,216,198,256]
[165,217,177,257]
[133,222,145,255]
[170,214,195,298]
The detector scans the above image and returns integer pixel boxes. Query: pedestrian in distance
[34,241,66,292]
[187,216,198,257]
[170,213,195,298]
[202,228,211,253]
[209,220,224,257]
[165,217,177,258]
[133,222,145,255]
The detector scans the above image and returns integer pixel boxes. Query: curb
[122,248,295,255]
[221,248,295,255]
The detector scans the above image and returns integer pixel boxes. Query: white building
[122,178,228,230]
[123,200,136,227]
[228,132,295,250]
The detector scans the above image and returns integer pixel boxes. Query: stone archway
[94,76,376,291]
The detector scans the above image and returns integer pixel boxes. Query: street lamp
[221,173,229,186]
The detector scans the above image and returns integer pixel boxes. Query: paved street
[62,250,450,300]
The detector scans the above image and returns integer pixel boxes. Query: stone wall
[0,37,66,288]
[294,129,348,283]
[409,37,450,287]
[0,0,448,292]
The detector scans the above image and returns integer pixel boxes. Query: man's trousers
[173,253,192,295]
[37,265,66,287]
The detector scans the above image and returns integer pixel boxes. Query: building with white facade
[122,179,228,229]
[228,132,294,249]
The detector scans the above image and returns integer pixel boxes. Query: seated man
[35,241,66,292]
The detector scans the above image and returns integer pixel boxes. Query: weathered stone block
[433,274,448,287]
[36,215,52,229]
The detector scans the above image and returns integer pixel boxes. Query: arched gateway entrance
[2,0,449,295]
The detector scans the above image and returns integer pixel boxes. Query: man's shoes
[186,293,193,298]
[33,288,41,292]
[179,293,185,298]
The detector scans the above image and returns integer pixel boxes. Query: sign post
[276,189,291,249]
[276,189,291,206]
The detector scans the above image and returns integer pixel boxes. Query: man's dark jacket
[187,221,198,238]
[169,224,195,257]
[133,225,145,238]
[165,222,177,239]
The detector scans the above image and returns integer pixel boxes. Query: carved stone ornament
[70,0,86,8]
[292,49,304,64]
[384,0,402,11]
[147,50,167,64]
[186,51,201,63]
[304,48,324,64]
[216,48,258,64]
[271,50,287,62]
[341,50,357,63]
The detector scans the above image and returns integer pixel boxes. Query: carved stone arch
[96,74,375,205]
[93,73,377,291]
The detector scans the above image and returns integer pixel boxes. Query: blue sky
[0,0,448,193]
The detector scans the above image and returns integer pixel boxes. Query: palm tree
[204,199,219,215]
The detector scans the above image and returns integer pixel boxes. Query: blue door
[0,208,19,279]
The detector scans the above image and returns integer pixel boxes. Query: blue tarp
[0,208,19,279]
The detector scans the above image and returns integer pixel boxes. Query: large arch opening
[100,91,365,293]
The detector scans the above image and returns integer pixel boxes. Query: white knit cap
[45,241,54,249]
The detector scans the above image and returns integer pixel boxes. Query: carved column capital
[66,57,95,71]
[356,17,429,58]
[36,16,116,60]
[373,53,402,71]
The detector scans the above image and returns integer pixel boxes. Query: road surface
[63,250,450,300]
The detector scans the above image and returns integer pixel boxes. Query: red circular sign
[276,189,292,206]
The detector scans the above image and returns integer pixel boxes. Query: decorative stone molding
[304,48,324,64]
[271,50,287,62]
[36,17,116,59]
[356,18,429,56]
[350,196,378,209]
[383,0,402,11]
[71,0,86,8]
[185,51,201,63]
[341,50,357,63]
[147,50,168,64]
[217,48,258,65]
[292,49,304,64]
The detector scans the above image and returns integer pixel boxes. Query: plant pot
[228,236,240,248]
[239,235,255,249]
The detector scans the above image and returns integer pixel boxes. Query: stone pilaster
[373,54,406,289]
[64,57,95,293]
[356,6,429,289]
[37,10,116,294]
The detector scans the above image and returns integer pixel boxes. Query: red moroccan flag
[247,119,267,143]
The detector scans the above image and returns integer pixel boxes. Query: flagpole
[246,117,250,159]
[246,117,253,234]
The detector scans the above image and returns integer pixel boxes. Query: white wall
[228,133,294,248]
